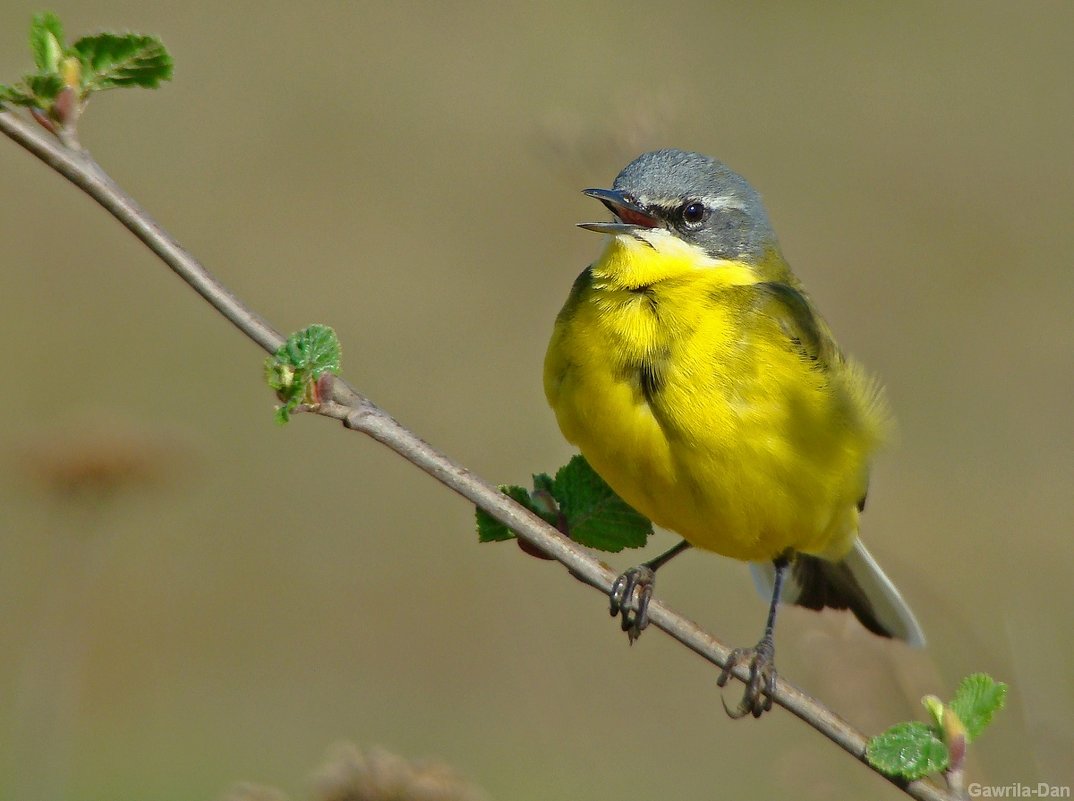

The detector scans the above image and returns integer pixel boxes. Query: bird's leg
[609,539,692,643]
[717,553,791,718]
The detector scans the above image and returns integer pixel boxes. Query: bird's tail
[750,540,925,647]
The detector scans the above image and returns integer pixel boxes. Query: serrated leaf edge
[73,33,174,91]
[948,673,1007,742]
[866,721,949,780]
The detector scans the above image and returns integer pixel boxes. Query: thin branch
[0,108,953,801]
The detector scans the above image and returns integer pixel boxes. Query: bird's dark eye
[680,201,707,226]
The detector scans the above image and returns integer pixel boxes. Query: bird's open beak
[578,188,661,234]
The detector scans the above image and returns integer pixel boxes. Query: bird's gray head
[582,148,778,262]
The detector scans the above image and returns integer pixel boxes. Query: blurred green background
[2,2,1071,799]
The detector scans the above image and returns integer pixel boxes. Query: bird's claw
[716,637,777,718]
[609,565,656,643]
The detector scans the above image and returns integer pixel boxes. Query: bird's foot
[609,565,656,643]
[716,635,777,719]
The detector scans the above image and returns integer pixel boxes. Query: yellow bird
[544,149,924,717]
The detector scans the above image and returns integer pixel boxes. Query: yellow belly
[544,261,882,563]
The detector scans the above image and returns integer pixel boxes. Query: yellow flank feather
[544,229,890,563]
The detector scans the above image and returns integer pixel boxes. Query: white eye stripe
[637,195,746,213]
[700,195,746,211]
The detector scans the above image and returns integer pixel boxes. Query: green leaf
[25,73,64,102]
[532,472,555,496]
[476,486,532,542]
[30,12,65,72]
[476,455,653,552]
[866,721,948,780]
[264,325,342,424]
[552,455,651,551]
[73,33,173,91]
[0,83,35,107]
[948,673,1007,742]
[921,695,945,729]
[527,473,559,519]
[271,324,342,378]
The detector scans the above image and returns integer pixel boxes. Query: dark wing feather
[792,554,893,638]
[751,281,840,368]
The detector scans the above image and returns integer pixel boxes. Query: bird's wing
[749,280,869,512]
[749,281,841,369]
[749,542,925,646]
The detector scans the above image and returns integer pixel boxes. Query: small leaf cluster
[0,12,172,120]
[264,325,342,424]
[476,454,652,553]
[866,673,1007,781]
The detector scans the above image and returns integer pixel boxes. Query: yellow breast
[544,234,886,562]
